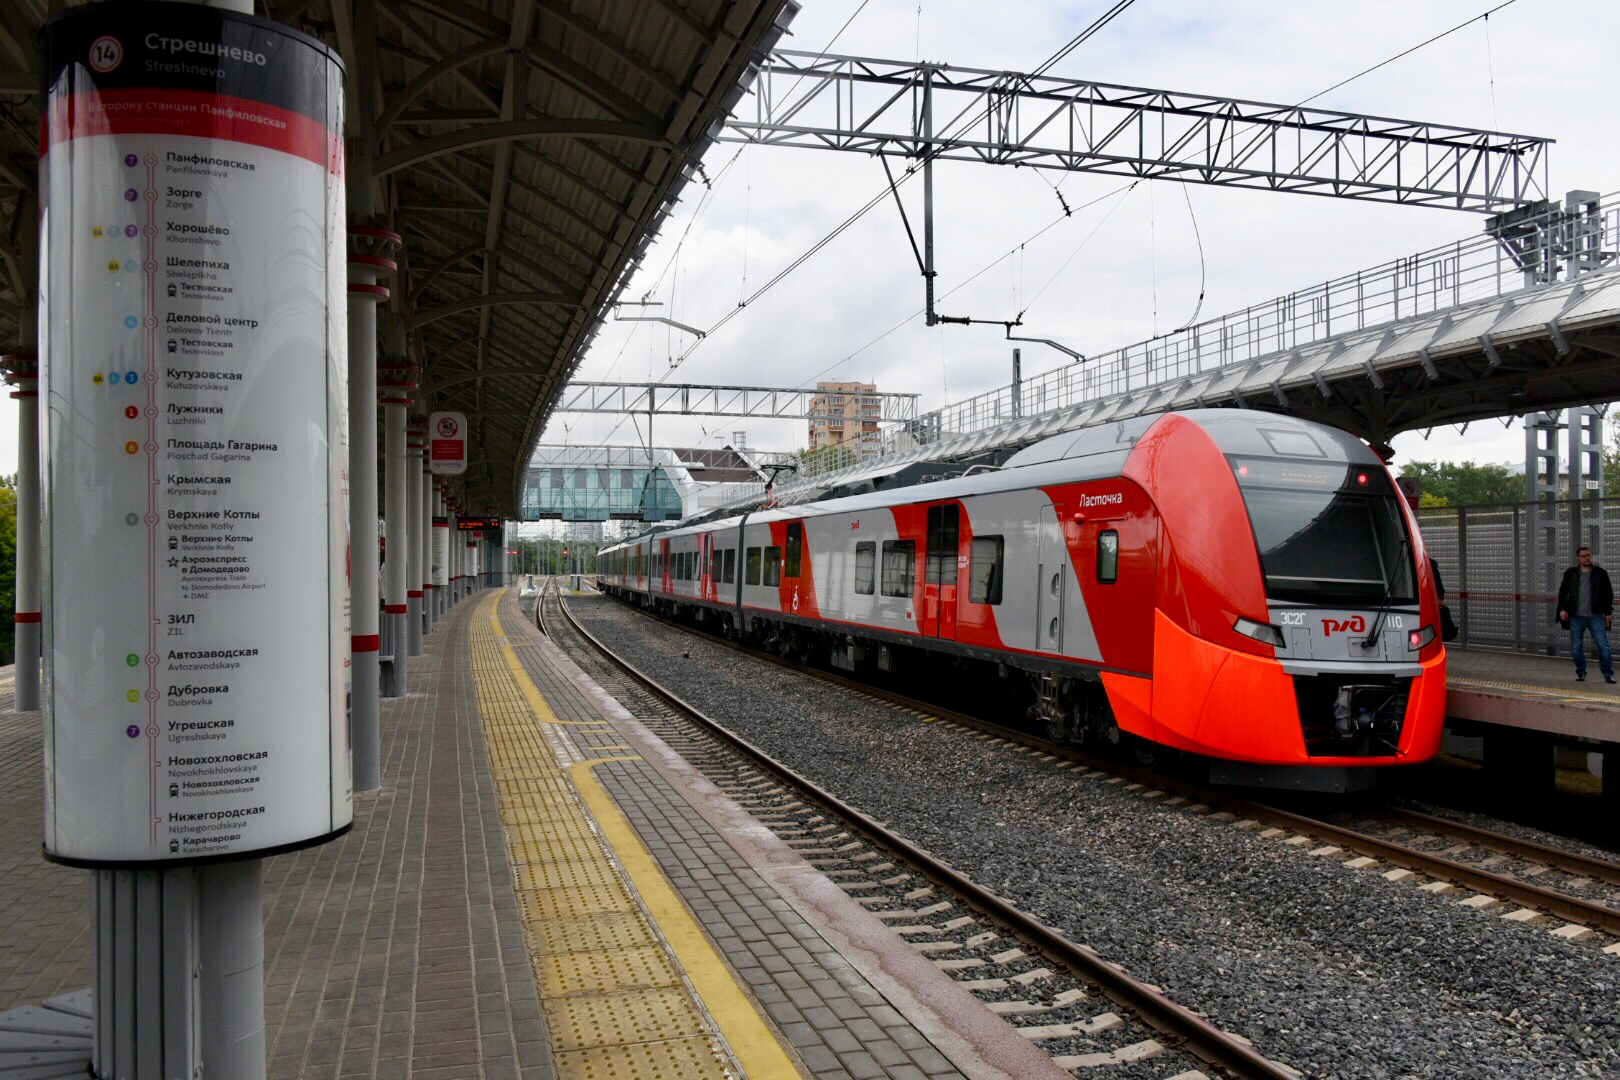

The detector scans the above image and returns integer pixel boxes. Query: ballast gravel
[568,595,1620,1080]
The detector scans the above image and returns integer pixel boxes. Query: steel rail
[548,585,1301,1080]
[585,586,1620,939]
[1364,805,1620,889]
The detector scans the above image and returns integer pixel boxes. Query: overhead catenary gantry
[551,380,919,421]
[705,49,1555,335]
[727,51,1551,212]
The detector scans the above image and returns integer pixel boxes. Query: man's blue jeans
[1569,615,1613,679]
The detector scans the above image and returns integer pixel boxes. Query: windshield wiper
[1362,530,1412,649]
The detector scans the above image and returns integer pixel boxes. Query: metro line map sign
[39,5,351,866]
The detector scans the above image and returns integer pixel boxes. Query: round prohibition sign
[89,36,123,73]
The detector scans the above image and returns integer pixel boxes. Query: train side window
[854,542,876,595]
[785,523,803,577]
[881,540,915,597]
[746,548,761,585]
[723,549,736,584]
[1097,530,1119,584]
[763,546,782,587]
[969,536,1004,604]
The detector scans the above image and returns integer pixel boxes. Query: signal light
[1356,472,1369,485]
[1407,625,1436,650]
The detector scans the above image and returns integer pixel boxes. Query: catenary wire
[664,0,1143,371]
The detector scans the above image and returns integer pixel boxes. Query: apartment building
[807,380,881,457]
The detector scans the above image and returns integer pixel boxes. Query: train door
[700,532,715,602]
[782,522,804,614]
[1035,503,1065,653]
[921,503,960,638]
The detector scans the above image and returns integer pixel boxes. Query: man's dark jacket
[1557,564,1615,618]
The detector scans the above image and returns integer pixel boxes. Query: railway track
[585,585,1620,951]
[538,582,1302,1080]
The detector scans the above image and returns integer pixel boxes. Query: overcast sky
[5,0,1616,479]
[540,0,1620,474]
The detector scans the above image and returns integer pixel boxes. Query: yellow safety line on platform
[471,591,799,1080]
[490,608,603,727]
[1452,676,1620,704]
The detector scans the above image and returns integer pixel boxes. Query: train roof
[602,410,1379,550]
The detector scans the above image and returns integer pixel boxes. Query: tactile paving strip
[554,1036,733,1080]
[1452,676,1618,703]
[468,591,799,1080]
[528,912,658,958]
[549,987,712,1051]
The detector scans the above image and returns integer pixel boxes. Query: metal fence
[1418,498,1614,654]
[921,189,1620,447]
[728,189,1620,505]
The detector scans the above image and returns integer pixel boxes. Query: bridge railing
[713,191,1620,507]
[910,189,1620,449]
[1418,497,1619,655]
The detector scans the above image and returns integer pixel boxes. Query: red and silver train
[596,410,1446,789]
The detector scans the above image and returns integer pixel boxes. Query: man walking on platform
[1556,546,1615,683]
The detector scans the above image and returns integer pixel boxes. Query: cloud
[5,1,1613,476]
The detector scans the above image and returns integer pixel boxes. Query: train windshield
[1230,457,1415,606]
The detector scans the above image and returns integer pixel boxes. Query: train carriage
[597,410,1445,790]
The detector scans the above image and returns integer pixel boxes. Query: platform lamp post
[378,347,417,696]
[432,480,448,620]
[449,500,462,603]
[347,225,399,789]
[409,415,428,649]
[3,349,40,712]
[5,185,40,713]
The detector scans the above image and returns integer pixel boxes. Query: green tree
[1603,424,1620,498]
[0,475,15,666]
[1397,460,1522,506]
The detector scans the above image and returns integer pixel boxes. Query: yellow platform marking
[1452,676,1620,705]
[470,591,800,1080]
[490,610,606,727]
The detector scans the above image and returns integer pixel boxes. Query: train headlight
[1407,625,1436,650]
[1233,616,1286,648]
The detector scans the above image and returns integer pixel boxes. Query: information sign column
[40,8,351,866]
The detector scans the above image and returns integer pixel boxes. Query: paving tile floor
[497,589,998,1080]
[1,585,1052,1079]
[0,593,553,1080]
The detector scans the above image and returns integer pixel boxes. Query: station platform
[0,589,1068,1080]
[1447,645,1620,745]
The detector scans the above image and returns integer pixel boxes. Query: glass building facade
[521,463,684,521]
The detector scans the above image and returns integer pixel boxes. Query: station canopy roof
[0,0,795,515]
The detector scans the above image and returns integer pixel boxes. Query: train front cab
[1121,413,1445,791]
